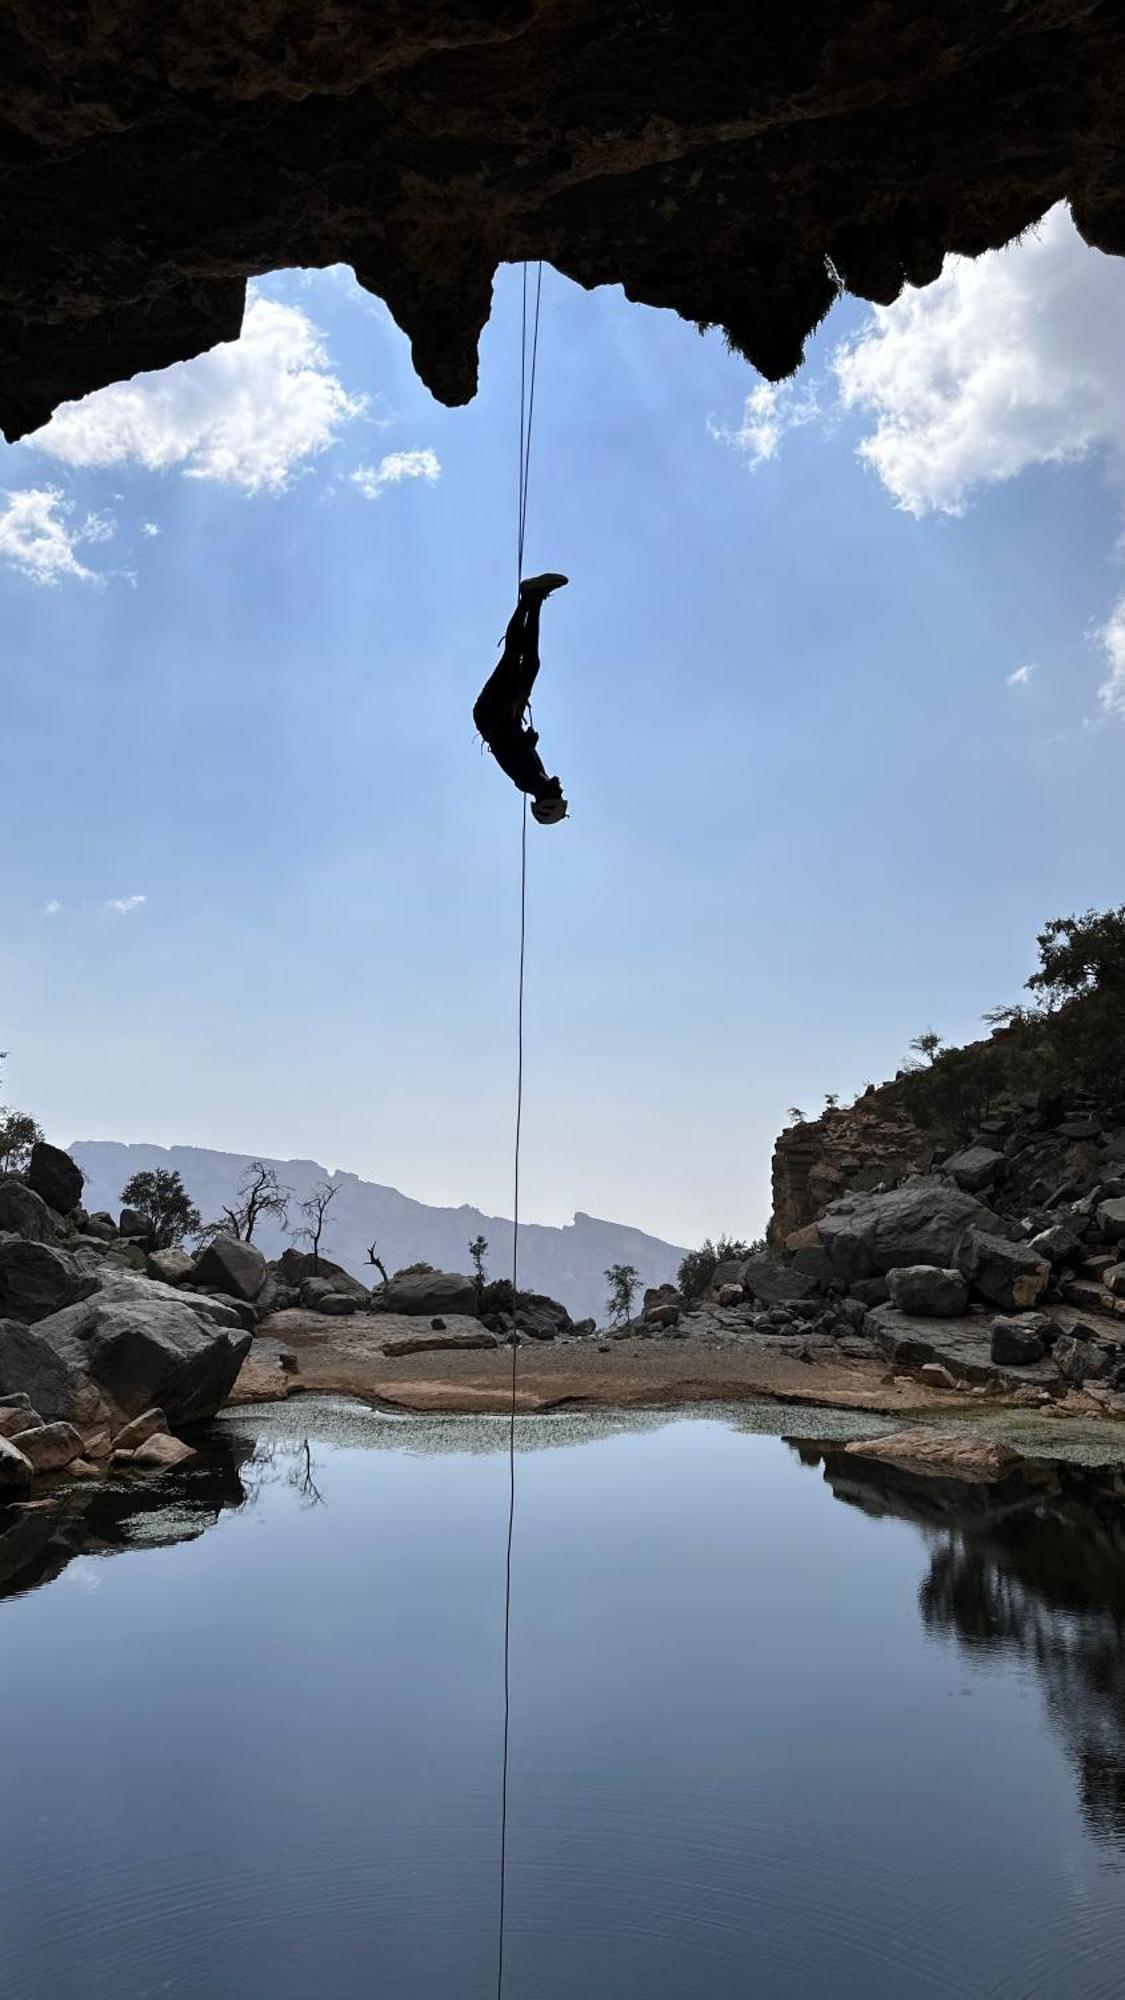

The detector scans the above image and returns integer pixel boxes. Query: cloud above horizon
[27,295,366,496]
[351,448,441,499]
[104,894,146,915]
[721,204,1125,719]
[1007,664,1037,688]
[0,488,116,586]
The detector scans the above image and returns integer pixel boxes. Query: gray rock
[27,1142,84,1217]
[1104,1264,1125,1298]
[990,1318,1047,1367]
[741,1257,820,1306]
[272,1250,369,1297]
[191,1234,267,1302]
[818,1177,996,1284]
[118,1207,153,1242]
[711,1259,749,1291]
[886,1265,969,1318]
[0,1237,99,1323]
[849,1277,890,1307]
[0,1273,251,1427]
[957,1230,1050,1311]
[0,1176,58,1244]
[316,1293,359,1316]
[104,1242,148,1273]
[10,1420,83,1473]
[945,1145,1006,1192]
[0,1435,33,1493]
[1028,1221,1085,1265]
[376,1270,478,1317]
[716,1284,744,1308]
[380,1317,498,1357]
[146,1247,195,1286]
[1055,1334,1115,1386]
[1096,1197,1125,1243]
[1057,1118,1103,1141]
[514,1292,573,1340]
[87,1212,118,1238]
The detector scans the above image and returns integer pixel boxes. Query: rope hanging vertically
[497,258,542,2000]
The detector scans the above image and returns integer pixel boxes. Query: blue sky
[3,205,1124,1245]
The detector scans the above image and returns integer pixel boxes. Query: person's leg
[508,594,542,715]
[474,596,530,730]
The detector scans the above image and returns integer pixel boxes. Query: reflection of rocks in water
[808,1443,1125,1850]
[0,1431,256,1603]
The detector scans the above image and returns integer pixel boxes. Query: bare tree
[365,1241,389,1285]
[293,1179,340,1271]
[202,1160,290,1243]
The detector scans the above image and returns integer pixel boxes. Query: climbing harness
[496,259,543,2000]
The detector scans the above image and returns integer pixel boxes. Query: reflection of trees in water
[814,1445,1125,1850]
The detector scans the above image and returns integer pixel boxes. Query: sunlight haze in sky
[4,204,1125,1246]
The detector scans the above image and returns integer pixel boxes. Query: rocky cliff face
[770,1088,929,1243]
[1,2,1123,435]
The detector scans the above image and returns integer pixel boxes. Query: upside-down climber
[474,572,569,824]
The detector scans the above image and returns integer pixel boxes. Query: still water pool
[2,1399,1125,1998]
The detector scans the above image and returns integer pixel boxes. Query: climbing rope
[497,258,543,2000]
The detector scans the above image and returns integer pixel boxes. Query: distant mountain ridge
[71,1141,685,1325]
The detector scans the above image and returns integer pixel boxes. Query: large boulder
[0,1272,251,1427]
[818,1177,995,1285]
[191,1234,267,1302]
[1055,1333,1115,1386]
[943,1145,1005,1192]
[990,1317,1049,1367]
[514,1291,573,1340]
[10,1420,83,1474]
[0,1238,99,1323]
[26,1142,84,1217]
[118,1207,154,1243]
[298,1265,370,1307]
[147,1247,195,1286]
[886,1266,969,1318]
[843,1429,1021,1484]
[957,1230,1050,1311]
[741,1256,821,1306]
[376,1270,478,1317]
[0,1176,57,1244]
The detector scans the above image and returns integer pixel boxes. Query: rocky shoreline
[5,1081,1125,1514]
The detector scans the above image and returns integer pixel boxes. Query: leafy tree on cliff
[1025,905,1125,1099]
[605,1263,639,1326]
[120,1168,202,1248]
[909,1029,944,1065]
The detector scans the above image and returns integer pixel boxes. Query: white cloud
[1006,664,1036,687]
[44,899,61,916]
[1098,600,1125,719]
[28,296,366,495]
[351,448,441,499]
[141,521,160,537]
[0,487,110,586]
[832,205,1125,519]
[710,380,820,469]
[104,894,146,915]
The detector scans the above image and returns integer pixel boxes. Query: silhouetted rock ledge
[2,5,1124,434]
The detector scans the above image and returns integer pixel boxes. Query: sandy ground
[232,1310,1001,1420]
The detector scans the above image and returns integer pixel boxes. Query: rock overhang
[0,1,1123,437]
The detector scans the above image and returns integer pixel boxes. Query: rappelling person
[473,572,569,824]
